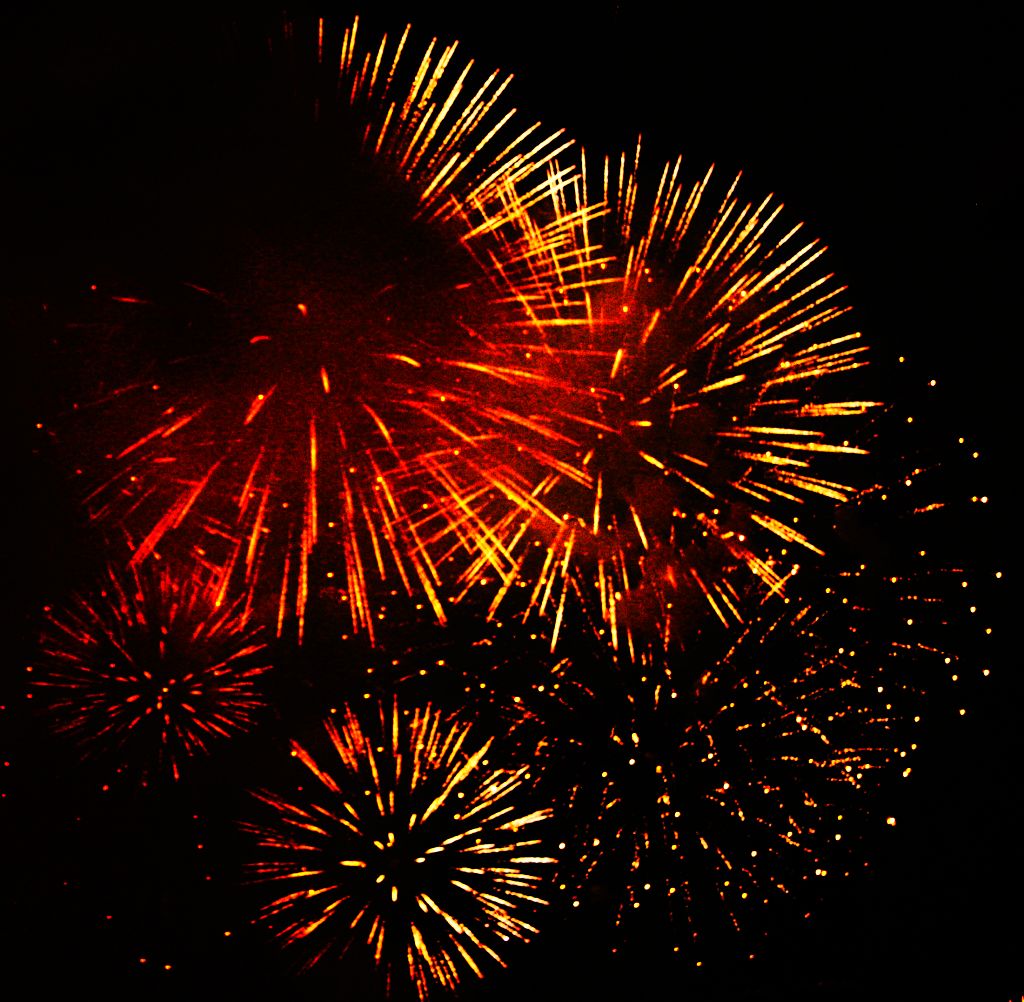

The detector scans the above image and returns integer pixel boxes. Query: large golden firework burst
[419,142,880,657]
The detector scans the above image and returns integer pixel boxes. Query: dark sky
[3,6,1016,1000]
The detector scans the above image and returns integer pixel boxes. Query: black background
[3,6,1016,999]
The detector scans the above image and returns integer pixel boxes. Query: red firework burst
[48,15,583,647]
[30,558,271,783]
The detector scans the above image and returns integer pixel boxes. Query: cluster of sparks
[555,586,913,946]
[25,11,993,997]
[244,699,556,999]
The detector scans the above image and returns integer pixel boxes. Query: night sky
[3,7,1017,999]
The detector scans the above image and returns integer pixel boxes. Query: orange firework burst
[425,143,880,655]
[556,580,918,953]
[243,698,557,999]
[57,14,579,646]
[30,558,271,783]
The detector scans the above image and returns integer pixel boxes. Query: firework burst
[30,558,271,783]
[550,578,924,956]
[421,143,880,656]
[243,698,557,998]
[51,15,582,646]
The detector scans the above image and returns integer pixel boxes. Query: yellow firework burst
[244,698,557,999]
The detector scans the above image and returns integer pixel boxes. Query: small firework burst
[426,143,880,655]
[31,558,271,783]
[243,698,557,999]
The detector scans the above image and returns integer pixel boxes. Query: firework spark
[312,14,574,222]
[30,558,271,783]
[552,378,992,954]
[243,698,556,998]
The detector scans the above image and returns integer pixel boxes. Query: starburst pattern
[244,698,557,998]
[57,15,581,646]
[31,558,271,782]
